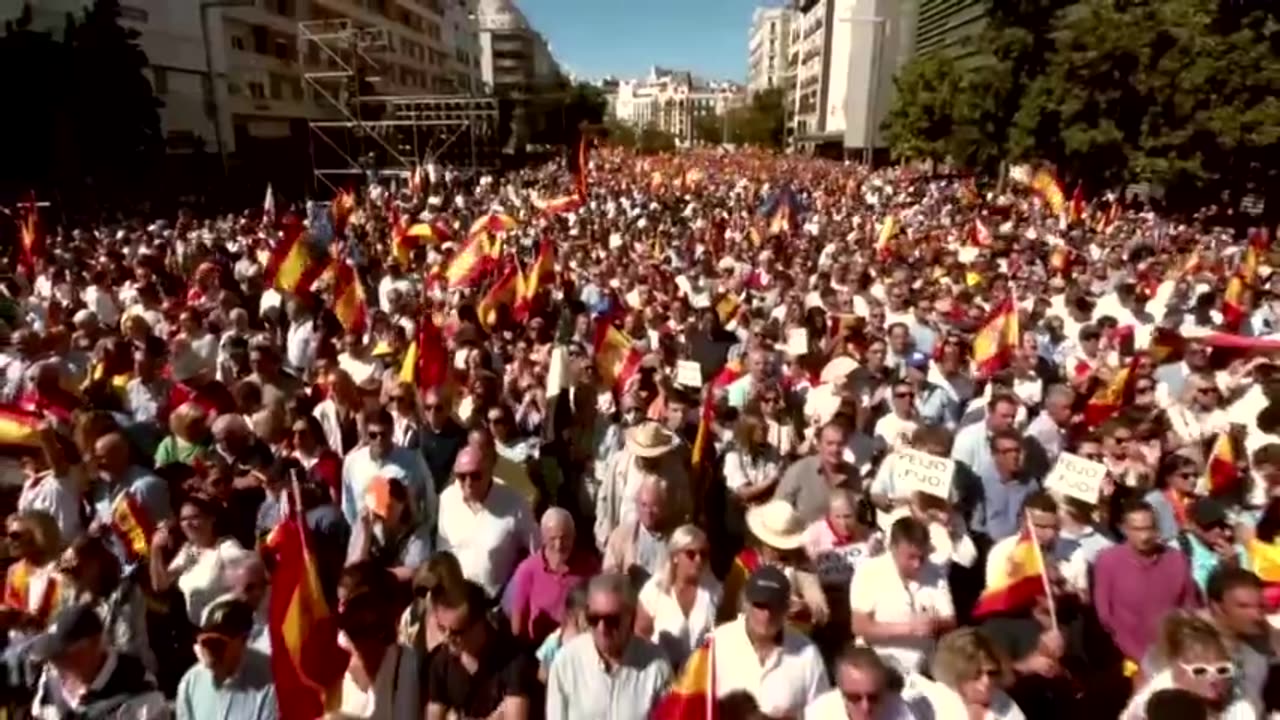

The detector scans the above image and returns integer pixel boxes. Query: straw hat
[746,500,806,551]
[624,421,679,458]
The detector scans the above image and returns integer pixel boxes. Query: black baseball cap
[199,596,255,638]
[744,566,791,610]
[28,603,104,661]
[1190,498,1229,529]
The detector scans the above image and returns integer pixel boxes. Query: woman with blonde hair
[634,524,724,669]
[0,511,65,633]
[905,627,1024,720]
[1121,612,1255,720]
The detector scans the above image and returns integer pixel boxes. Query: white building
[606,67,744,144]
[789,0,916,155]
[747,6,795,96]
[473,0,560,94]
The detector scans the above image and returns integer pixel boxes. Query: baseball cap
[744,566,791,610]
[199,595,255,638]
[1190,498,1229,529]
[904,351,930,371]
[28,603,105,661]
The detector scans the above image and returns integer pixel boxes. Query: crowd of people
[0,146,1277,720]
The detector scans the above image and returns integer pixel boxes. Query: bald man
[436,447,540,599]
[91,431,171,534]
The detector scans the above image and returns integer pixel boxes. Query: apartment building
[474,0,561,94]
[747,6,794,96]
[607,66,744,144]
[915,0,986,57]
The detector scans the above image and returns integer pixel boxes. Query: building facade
[747,6,794,96]
[788,0,916,156]
[914,0,985,57]
[473,0,560,95]
[0,0,485,158]
[606,67,744,145]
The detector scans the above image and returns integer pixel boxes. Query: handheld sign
[894,448,954,501]
[1044,452,1107,504]
[786,328,810,357]
[675,360,703,389]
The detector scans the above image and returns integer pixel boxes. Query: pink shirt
[508,549,600,644]
[803,520,880,591]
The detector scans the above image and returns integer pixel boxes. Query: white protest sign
[675,360,703,389]
[894,448,954,500]
[786,328,810,356]
[1044,452,1107,504]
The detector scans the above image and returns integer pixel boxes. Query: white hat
[624,421,679,458]
[746,500,806,551]
[819,356,858,385]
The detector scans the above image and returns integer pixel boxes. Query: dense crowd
[0,147,1277,720]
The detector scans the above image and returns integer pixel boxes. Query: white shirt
[848,553,955,675]
[18,471,85,543]
[435,481,540,598]
[1121,668,1256,720]
[337,643,421,720]
[637,574,722,669]
[805,688,918,720]
[712,617,830,718]
[168,538,250,626]
[340,445,436,529]
[903,674,1024,720]
[874,413,918,451]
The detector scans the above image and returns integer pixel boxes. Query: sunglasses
[681,548,709,561]
[585,612,624,630]
[1180,661,1233,679]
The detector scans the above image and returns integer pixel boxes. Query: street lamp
[200,0,254,176]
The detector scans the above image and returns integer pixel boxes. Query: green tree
[637,125,676,154]
[728,88,785,148]
[692,112,725,145]
[882,52,970,163]
[603,119,637,148]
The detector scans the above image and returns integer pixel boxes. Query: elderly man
[594,420,690,548]
[774,421,860,525]
[90,431,170,532]
[176,596,277,720]
[546,573,672,720]
[224,554,271,653]
[1024,384,1075,474]
[437,446,540,599]
[602,476,674,587]
[507,507,599,644]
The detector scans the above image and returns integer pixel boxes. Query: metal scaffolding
[298,19,501,193]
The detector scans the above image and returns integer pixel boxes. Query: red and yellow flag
[110,491,155,564]
[1030,169,1067,217]
[265,491,348,720]
[515,241,555,320]
[1083,358,1137,427]
[1068,184,1086,223]
[331,261,367,333]
[0,405,42,448]
[714,293,741,326]
[876,214,898,259]
[444,232,494,290]
[972,298,1019,378]
[3,560,60,624]
[1248,539,1280,610]
[533,193,583,216]
[651,637,716,720]
[477,264,520,330]
[972,527,1046,618]
[1198,432,1239,496]
[265,217,326,295]
[592,320,643,391]
[468,212,517,238]
[400,312,447,391]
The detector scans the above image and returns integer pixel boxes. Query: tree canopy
[883,0,1280,215]
[0,0,162,206]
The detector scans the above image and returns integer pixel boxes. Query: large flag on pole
[972,526,1046,618]
[651,637,716,720]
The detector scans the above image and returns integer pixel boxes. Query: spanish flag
[1223,275,1248,331]
[477,264,520,330]
[265,486,349,720]
[876,214,898,259]
[400,312,447,391]
[3,560,61,625]
[1095,201,1121,232]
[651,637,716,720]
[331,188,356,233]
[1068,184,1086,223]
[331,261,367,333]
[468,212,517,238]
[1197,432,1239,496]
[444,232,494,290]
[515,241,554,320]
[1030,169,1067,217]
[0,405,42,448]
[265,217,326,294]
[1248,539,1280,610]
[111,491,155,563]
[592,320,643,391]
[714,293,741,326]
[971,298,1018,378]
[972,527,1046,618]
[689,393,716,521]
[1048,245,1071,275]
[1083,358,1137,426]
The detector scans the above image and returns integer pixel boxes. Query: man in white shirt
[850,516,956,675]
[804,645,916,720]
[340,409,436,528]
[436,446,539,598]
[713,566,830,717]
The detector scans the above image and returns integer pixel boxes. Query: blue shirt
[1181,533,1251,594]
[176,648,277,720]
[914,383,958,429]
[951,423,1039,541]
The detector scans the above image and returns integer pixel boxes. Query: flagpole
[1026,509,1058,630]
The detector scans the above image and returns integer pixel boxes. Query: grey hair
[211,413,250,436]
[1044,384,1074,405]
[637,475,669,499]
[222,551,266,585]
[587,572,636,612]
[540,506,575,534]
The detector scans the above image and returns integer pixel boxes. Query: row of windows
[230,26,296,63]
[232,72,305,103]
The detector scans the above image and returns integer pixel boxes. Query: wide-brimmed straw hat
[624,421,679,458]
[746,500,806,551]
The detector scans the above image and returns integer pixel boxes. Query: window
[270,0,295,17]
[274,38,291,61]
[252,26,267,54]
[231,35,246,51]
[269,73,283,99]
[152,67,168,95]
[290,78,303,101]
[248,81,265,99]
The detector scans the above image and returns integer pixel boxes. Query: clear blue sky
[519,0,774,82]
